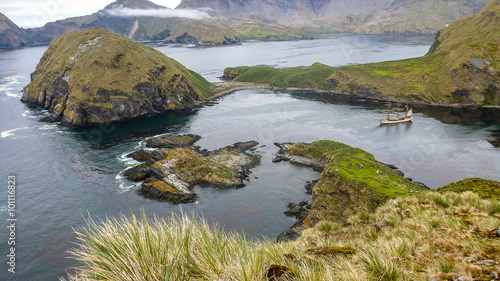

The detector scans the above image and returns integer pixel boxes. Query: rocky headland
[124,134,260,203]
[273,140,428,241]
[21,28,214,127]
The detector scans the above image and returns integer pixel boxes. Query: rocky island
[21,28,214,127]
[223,0,500,106]
[124,134,260,203]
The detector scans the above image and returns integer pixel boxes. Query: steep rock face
[0,12,34,48]
[427,0,500,104]
[178,0,388,18]
[21,28,213,127]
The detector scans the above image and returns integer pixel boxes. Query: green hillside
[224,0,500,105]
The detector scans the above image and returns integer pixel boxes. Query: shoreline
[209,81,500,109]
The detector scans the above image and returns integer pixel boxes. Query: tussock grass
[66,191,500,280]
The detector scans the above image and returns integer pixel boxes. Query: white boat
[372,106,413,124]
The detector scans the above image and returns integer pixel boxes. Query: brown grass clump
[66,191,500,281]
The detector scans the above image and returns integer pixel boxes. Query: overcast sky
[0,0,183,28]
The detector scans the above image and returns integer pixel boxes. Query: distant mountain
[24,0,241,46]
[103,0,166,9]
[19,0,491,47]
[178,0,490,33]
[178,0,392,18]
[0,12,34,48]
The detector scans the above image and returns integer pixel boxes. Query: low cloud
[104,7,211,20]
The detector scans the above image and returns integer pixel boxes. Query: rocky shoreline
[125,134,261,203]
[216,80,500,110]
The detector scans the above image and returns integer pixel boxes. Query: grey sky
[0,0,182,28]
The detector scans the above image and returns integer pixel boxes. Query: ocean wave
[117,151,141,166]
[0,75,24,98]
[38,124,59,131]
[116,168,142,192]
[118,181,141,191]
[134,140,148,149]
[1,127,28,138]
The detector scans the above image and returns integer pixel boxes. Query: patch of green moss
[305,246,357,256]
[436,178,500,200]
[166,149,238,185]
[288,142,308,156]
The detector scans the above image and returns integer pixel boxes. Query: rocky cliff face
[0,12,34,48]
[21,28,213,127]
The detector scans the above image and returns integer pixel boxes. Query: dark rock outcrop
[124,134,260,203]
[146,134,201,148]
[21,28,213,127]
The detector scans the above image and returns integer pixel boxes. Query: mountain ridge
[0,12,35,48]
[0,0,488,48]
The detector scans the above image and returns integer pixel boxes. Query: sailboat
[372,106,413,124]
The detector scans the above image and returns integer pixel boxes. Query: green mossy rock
[22,28,213,127]
[285,140,423,226]
[305,246,357,256]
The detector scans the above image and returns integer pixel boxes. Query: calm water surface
[0,35,499,280]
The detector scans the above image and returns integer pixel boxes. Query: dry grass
[65,191,500,280]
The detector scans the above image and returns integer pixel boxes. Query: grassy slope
[67,190,500,280]
[353,0,487,34]
[225,0,500,105]
[436,178,500,200]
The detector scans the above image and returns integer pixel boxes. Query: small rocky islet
[124,134,261,203]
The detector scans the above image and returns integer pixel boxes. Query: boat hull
[379,116,413,124]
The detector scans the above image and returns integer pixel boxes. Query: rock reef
[124,134,260,203]
[21,28,214,127]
